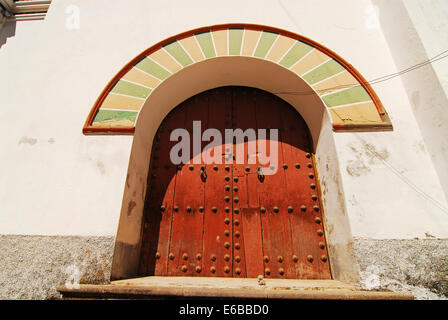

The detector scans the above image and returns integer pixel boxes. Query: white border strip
[327,100,373,109]
[119,78,152,90]
[301,58,332,77]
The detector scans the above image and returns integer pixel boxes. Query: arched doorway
[138,86,331,280]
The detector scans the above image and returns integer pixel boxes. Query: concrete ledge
[57,276,413,300]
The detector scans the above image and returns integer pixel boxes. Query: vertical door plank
[279,102,331,279]
[255,91,295,279]
[232,87,264,278]
[167,96,208,276]
[202,88,234,277]
[139,104,186,275]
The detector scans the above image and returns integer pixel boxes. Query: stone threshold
[57,276,414,300]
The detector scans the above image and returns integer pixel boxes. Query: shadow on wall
[0,20,16,48]
[373,0,448,200]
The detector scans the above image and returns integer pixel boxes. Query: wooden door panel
[255,92,295,279]
[140,86,331,280]
[279,104,331,279]
[139,105,187,276]
[167,96,208,276]
[202,88,233,277]
[232,88,262,278]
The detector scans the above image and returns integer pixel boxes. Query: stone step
[57,276,414,300]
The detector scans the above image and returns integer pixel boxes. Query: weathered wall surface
[1,235,447,300]
[0,235,114,300]
[354,238,448,300]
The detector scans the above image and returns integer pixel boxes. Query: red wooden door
[139,87,331,279]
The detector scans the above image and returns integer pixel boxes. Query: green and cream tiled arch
[84,24,391,133]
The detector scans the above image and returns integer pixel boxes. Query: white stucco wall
[0,0,447,238]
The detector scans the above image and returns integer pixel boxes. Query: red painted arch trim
[83,23,388,134]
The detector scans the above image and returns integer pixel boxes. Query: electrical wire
[273,49,448,96]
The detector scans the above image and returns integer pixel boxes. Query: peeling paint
[96,159,106,175]
[127,200,136,216]
[18,137,37,145]
[346,140,389,177]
